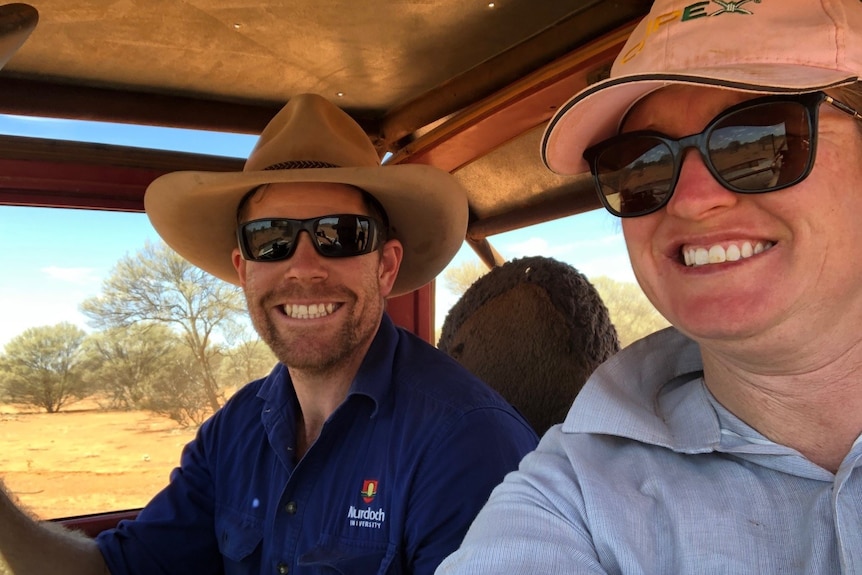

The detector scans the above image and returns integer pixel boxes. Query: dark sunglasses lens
[314,216,374,257]
[242,219,297,261]
[709,101,811,192]
[594,136,675,216]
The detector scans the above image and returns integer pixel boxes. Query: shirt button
[284,501,297,514]
[277,563,289,574]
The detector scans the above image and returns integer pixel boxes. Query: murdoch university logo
[346,479,386,530]
[620,0,762,64]
[361,479,378,503]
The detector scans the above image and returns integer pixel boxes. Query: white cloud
[41,266,100,285]
[578,254,637,283]
[501,230,625,257]
[0,295,91,350]
[0,268,99,349]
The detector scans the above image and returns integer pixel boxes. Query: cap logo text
[621,0,761,64]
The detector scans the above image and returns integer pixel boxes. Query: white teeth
[683,241,774,267]
[283,303,336,318]
[708,245,725,264]
[726,244,741,262]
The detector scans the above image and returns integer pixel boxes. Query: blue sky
[0,115,635,349]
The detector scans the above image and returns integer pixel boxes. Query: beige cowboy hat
[145,93,469,297]
[0,3,38,70]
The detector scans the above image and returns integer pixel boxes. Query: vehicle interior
[0,0,653,535]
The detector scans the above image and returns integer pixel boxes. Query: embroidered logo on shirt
[360,479,378,503]
[347,480,386,529]
[347,505,386,529]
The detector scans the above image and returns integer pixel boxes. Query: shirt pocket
[215,504,264,574]
[298,534,398,575]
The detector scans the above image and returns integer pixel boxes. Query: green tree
[0,322,90,413]
[442,260,488,297]
[79,323,188,411]
[217,339,277,397]
[141,345,216,427]
[80,240,246,413]
[590,276,670,347]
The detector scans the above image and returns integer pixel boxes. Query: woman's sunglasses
[237,214,382,262]
[583,91,862,218]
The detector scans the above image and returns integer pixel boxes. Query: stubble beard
[245,287,382,375]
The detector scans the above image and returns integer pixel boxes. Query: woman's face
[620,85,862,358]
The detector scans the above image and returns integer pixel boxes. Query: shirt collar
[255,312,399,418]
[563,326,722,453]
[347,312,399,417]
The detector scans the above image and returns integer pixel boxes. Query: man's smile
[282,302,340,319]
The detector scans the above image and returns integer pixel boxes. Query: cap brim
[144,164,468,297]
[542,66,859,176]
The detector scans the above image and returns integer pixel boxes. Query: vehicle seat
[438,256,620,436]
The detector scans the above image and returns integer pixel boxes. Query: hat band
[264,160,340,170]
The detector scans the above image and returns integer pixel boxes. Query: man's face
[620,85,862,357]
[232,182,402,374]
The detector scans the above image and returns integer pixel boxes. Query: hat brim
[144,164,468,297]
[0,3,38,70]
[542,66,859,176]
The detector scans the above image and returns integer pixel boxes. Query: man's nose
[284,231,329,281]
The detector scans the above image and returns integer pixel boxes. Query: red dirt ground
[0,401,198,520]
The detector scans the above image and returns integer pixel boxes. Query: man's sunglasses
[583,91,862,218]
[237,214,382,261]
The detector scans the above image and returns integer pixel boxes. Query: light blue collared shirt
[437,327,862,574]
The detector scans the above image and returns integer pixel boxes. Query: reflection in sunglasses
[584,92,830,217]
[238,215,381,262]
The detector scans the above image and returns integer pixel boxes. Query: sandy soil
[0,401,199,520]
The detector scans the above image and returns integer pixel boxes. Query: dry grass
[0,400,198,520]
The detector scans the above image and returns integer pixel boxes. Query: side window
[0,206,275,520]
[0,115,265,519]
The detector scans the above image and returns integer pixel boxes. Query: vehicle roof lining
[2,2,631,122]
[0,0,651,261]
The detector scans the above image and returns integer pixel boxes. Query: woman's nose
[664,149,739,220]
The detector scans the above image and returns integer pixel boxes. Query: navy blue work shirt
[96,313,538,575]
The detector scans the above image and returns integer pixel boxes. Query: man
[0,94,538,574]
[437,0,862,573]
